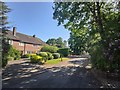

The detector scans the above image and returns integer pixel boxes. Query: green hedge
[58,48,70,57]
[41,46,58,53]
[52,53,60,59]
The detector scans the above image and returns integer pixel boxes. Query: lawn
[45,58,69,64]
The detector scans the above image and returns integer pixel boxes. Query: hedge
[41,46,58,53]
[58,48,70,57]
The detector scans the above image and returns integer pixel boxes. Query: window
[33,44,38,47]
[8,40,13,45]
[19,42,24,46]
[27,51,32,54]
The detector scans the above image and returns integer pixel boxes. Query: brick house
[0,27,47,55]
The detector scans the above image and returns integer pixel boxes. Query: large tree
[53,2,120,72]
[0,2,11,67]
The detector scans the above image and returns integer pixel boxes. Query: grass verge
[45,58,69,64]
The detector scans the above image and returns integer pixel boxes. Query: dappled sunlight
[2,58,104,88]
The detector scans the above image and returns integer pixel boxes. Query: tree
[46,37,66,48]
[53,2,120,72]
[46,38,56,46]
[63,40,67,48]
[0,2,11,67]
[56,37,64,48]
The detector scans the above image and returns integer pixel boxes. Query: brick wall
[12,40,43,55]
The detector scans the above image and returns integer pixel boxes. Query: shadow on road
[2,58,102,88]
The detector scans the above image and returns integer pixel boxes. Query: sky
[6,2,70,42]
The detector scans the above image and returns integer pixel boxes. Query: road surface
[2,58,103,88]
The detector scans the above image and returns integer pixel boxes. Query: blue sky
[6,2,70,42]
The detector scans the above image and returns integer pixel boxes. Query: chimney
[33,34,36,38]
[13,27,16,36]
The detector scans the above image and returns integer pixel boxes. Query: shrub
[8,46,21,60]
[41,46,58,53]
[7,57,14,61]
[30,54,36,57]
[47,52,53,60]
[90,45,110,71]
[38,52,48,61]
[14,50,21,60]
[22,54,36,58]
[24,54,31,58]
[30,55,42,63]
[58,48,70,57]
[52,53,60,59]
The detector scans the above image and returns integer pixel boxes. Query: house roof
[0,29,47,45]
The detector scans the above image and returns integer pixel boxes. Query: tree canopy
[46,37,67,48]
[53,2,120,72]
[0,2,11,67]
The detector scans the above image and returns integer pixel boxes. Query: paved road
[2,58,103,88]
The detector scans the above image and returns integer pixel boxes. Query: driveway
[2,58,103,88]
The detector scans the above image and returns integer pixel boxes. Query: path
[2,58,103,88]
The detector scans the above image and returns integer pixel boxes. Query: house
[0,27,47,55]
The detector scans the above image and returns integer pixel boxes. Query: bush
[14,50,21,60]
[47,52,53,60]
[23,54,31,58]
[22,54,36,58]
[58,48,70,57]
[52,53,60,59]
[90,45,111,71]
[7,57,14,61]
[38,52,48,61]
[30,55,43,63]
[8,46,21,60]
[41,46,58,53]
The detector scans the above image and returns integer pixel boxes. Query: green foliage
[38,52,48,61]
[23,54,36,58]
[30,55,42,63]
[23,54,31,58]
[41,46,58,53]
[2,39,11,67]
[7,56,14,61]
[0,2,11,28]
[14,49,21,60]
[46,37,67,48]
[53,2,120,72]
[38,52,48,57]
[1,2,11,67]
[8,46,21,60]
[52,53,60,59]
[58,48,70,57]
[46,52,53,60]
[46,38,56,46]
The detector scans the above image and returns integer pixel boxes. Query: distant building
[0,27,47,55]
